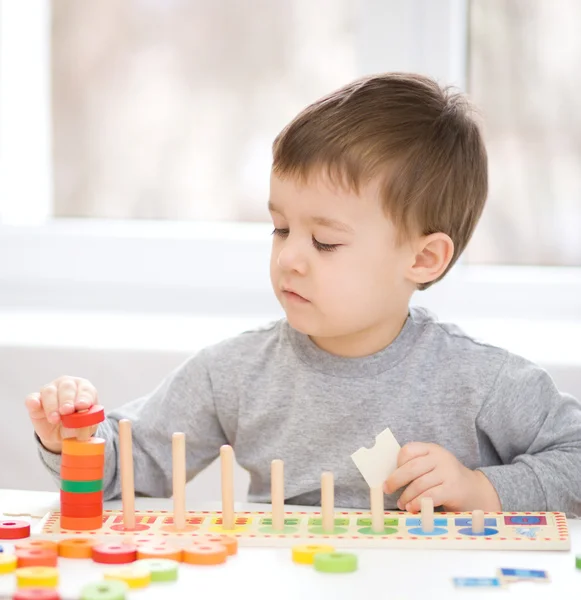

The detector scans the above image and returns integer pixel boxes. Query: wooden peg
[420,497,434,533]
[271,459,284,531]
[472,509,484,534]
[370,486,384,533]
[172,432,186,531]
[220,445,235,530]
[118,419,135,531]
[321,472,334,533]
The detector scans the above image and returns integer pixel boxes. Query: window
[51,0,356,222]
[0,0,580,322]
[466,0,581,266]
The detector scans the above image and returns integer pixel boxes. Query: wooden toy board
[38,509,570,551]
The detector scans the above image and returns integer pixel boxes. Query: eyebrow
[268,201,355,234]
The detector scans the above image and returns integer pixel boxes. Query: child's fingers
[396,442,432,468]
[24,393,45,420]
[397,470,443,510]
[74,379,98,409]
[404,486,445,513]
[385,454,434,494]
[39,383,62,424]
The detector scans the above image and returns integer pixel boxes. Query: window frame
[0,0,579,322]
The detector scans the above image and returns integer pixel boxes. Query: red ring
[61,405,105,428]
[92,543,137,564]
[0,519,31,540]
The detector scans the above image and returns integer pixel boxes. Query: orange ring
[60,503,103,518]
[16,548,58,568]
[197,534,237,556]
[58,538,94,559]
[62,437,105,456]
[60,515,103,531]
[60,466,104,481]
[14,540,58,554]
[182,542,228,566]
[136,544,182,561]
[61,453,104,468]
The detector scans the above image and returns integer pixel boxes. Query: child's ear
[406,232,455,286]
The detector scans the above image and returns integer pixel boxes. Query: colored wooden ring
[15,566,59,588]
[15,540,58,554]
[61,479,103,493]
[291,544,335,565]
[80,581,128,600]
[62,437,105,456]
[136,544,182,562]
[60,466,104,482]
[60,490,103,505]
[0,520,31,540]
[0,553,17,574]
[576,555,581,570]
[60,503,103,518]
[58,538,94,559]
[134,558,179,582]
[182,542,228,566]
[313,552,358,573]
[92,543,137,565]
[62,453,104,469]
[60,515,104,531]
[13,589,61,600]
[104,566,151,589]
[61,405,105,429]
[199,534,238,556]
[16,548,58,568]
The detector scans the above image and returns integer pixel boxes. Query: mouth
[281,287,310,303]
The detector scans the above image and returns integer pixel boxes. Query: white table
[1,489,581,599]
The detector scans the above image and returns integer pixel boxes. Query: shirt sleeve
[476,352,581,516]
[36,349,228,501]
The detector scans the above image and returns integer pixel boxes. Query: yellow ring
[104,566,151,589]
[16,566,59,587]
[292,544,336,565]
[0,554,17,574]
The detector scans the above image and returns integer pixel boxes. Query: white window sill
[0,309,579,368]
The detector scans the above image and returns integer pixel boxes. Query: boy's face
[269,171,418,354]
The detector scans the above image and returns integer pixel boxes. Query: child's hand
[25,376,99,454]
[384,442,501,512]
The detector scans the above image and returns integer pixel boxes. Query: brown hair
[272,73,488,290]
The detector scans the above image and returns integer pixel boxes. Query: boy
[26,73,581,515]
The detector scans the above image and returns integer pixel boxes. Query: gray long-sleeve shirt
[38,306,581,515]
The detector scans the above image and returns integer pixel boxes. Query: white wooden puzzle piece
[350,427,401,488]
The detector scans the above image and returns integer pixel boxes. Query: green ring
[576,556,581,570]
[314,552,358,573]
[135,558,179,582]
[61,479,103,493]
[80,580,129,600]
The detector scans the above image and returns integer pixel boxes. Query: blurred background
[0,0,580,498]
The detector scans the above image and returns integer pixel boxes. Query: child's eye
[312,236,340,252]
[272,227,289,238]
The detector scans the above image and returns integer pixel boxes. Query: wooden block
[351,427,401,488]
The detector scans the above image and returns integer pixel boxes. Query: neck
[310,308,410,358]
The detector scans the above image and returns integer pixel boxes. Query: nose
[276,238,308,274]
